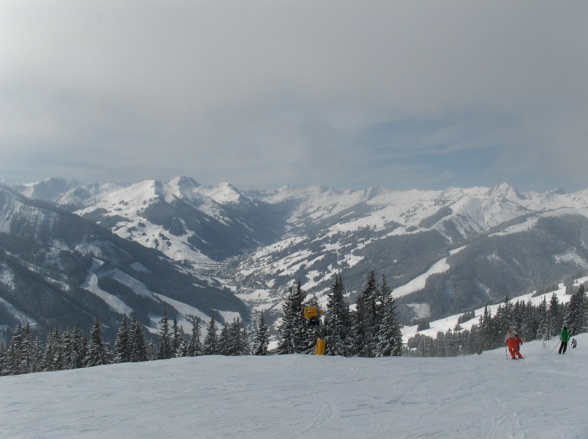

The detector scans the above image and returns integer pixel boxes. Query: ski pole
[550,341,559,353]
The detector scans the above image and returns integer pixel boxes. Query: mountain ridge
[6,177,588,337]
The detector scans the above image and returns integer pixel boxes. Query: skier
[505,330,523,359]
[558,326,569,354]
[571,338,577,349]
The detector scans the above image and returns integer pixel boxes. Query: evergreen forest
[1,272,586,377]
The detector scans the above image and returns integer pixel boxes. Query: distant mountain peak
[196,182,245,205]
[167,176,201,190]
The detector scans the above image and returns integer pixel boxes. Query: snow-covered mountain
[235,183,588,322]
[0,183,248,342]
[10,178,588,333]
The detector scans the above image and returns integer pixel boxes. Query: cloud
[1,1,588,191]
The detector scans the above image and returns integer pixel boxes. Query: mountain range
[2,177,588,341]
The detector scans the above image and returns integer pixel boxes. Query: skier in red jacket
[505,330,523,359]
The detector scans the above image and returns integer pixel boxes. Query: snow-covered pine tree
[0,343,6,375]
[276,280,307,354]
[6,324,26,375]
[349,298,367,357]
[114,315,131,363]
[63,325,87,369]
[478,306,495,351]
[218,324,230,355]
[129,313,148,362]
[84,318,111,367]
[494,296,513,339]
[252,312,269,356]
[187,318,203,357]
[43,327,64,372]
[20,323,34,374]
[565,284,587,335]
[375,281,403,357]
[324,274,350,357]
[158,312,174,360]
[548,293,563,339]
[172,317,182,358]
[203,317,219,355]
[361,270,379,356]
[176,326,189,357]
[226,317,248,356]
[147,341,157,361]
[518,300,537,341]
[536,296,550,341]
[242,327,250,355]
[30,336,44,373]
[349,270,379,357]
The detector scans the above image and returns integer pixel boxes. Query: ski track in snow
[1,335,587,438]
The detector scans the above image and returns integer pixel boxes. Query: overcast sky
[2,1,588,192]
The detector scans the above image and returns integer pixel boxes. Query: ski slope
[1,333,587,438]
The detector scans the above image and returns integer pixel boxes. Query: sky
[2,1,588,193]
[1,334,587,438]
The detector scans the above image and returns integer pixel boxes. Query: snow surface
[1,334,587,439]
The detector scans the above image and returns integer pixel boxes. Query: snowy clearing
[1,333,587,438]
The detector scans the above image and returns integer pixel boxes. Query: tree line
[406,283,588,357]
[0,310,271,376]
[3,271,583,375]
[0,268,402,376]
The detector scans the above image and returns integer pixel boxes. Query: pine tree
[172,317,182,358]
[176,326,189,357]
[276,281,307,354]
[375,286,403,357]
[7,324,27,375]
[360,270,379,356]
[84,318,111,367]
[252,312,269,356]
[129,313,149,362]
[227,317,248,356]
[241,326,250,355]
[158,312,174,360]
[349,305,367,357]
[324,275,350,356]
[565,284,587,335]
[114,315,131,363]
[536,297,550,340]
[548,293,563,339]
[203,317,219,355]
[349,270,379,357]
[63,325,87,369]
[478,306,495,351]
[187,318,203,357]
[31,337,44,373]
[44,327,64,372]
[494,296,513,338]
[218,324,230,355]
[147,341,158,361]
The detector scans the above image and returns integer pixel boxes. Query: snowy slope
[1,334,587,439]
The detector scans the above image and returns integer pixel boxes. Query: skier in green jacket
[558,326,569,354]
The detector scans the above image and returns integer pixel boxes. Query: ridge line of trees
[1,310,270,376]
[406,283,587,357]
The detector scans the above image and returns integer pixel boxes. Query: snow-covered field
[1,333,587,438]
